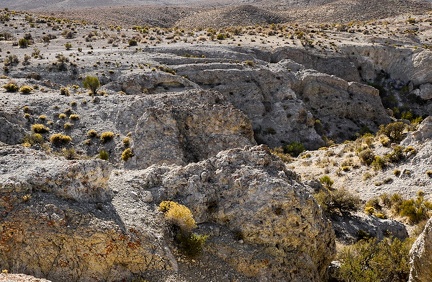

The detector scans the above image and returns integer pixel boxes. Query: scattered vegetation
[282,142,305,157]
[99,150,109,160]
[49,133,72,146]
[31,124,49,134]
[87,129,98,138]
[314,188,361,215]
[336,237,414,282]
[100,131,115,143]
[3,81,19,92]
[19,85,33,94]
[159,201,208,257]
[83,75,100,95]
[121,148,133,161]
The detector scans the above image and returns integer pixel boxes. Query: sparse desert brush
[58,113,67,119]
[159,201,197,233]
[64,122,73,130]
[99,150,109,160]
[23,133,44,146]
[19,85,33,94]
[337,237,413,282]
[49,133,72,146]
[314,188,360,215]
[87,129,98,138]
[358,148,375,166]
[31,123,49,133]
[378,122,406,143]
[83,75,100,95]
[122,137,130,147]
[60,87,70,96]
[100,131,114,143]
[371,155,386,171]
[61,147,77,160]
[283,141,305,157]
[128,39,138,46]
[18,38,29,48]
[121,148,133,161]
[270,147,293,163]
[69,114,80,120]
[319,175,334,188]
[3,81,19,92]
[64,42,72,50]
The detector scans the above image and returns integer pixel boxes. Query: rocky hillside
[0,7,431,282]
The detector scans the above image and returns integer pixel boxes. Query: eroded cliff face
[0,144,335,282]
[410,219,432,282]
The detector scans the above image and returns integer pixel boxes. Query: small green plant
[122,137,130,147]
[377,122,406,143]
[337,237,413,282]
[69,114,80,120]
[49,133,72,146]
[100,131,114,143]
[319,175,334,188]
[99,150,109,160]
[358,148,375,166]
[121,148,133,161]
[283,142,305,157]
[64,122,73,130]
[87,129,98,138]
[371,156,386,171]
[58,113,67,119]
[64,42,72,50]
[3,81,19,92]
[18,38,29,48]
[314,188,360,215]
[22,133,44,147]
[61,147,77,160]
[60,87,70,96]
[31,124,49,134]
[128,39,138,46]
[83,75,100,95]
[19,85,33,94]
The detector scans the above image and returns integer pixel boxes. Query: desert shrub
[378,122,406,143]
[19,85,33,94]
[31,124,49,134]
[58,113,67,119]
[60,87,70,96]
[159,201,197,233]
[87,129,98,138]
[176,232,208,257]
[64,42,72,50]
[319,175,334,188]
[18,38,29,48]
[49,133,72,146]
[83,75,100,95]
[4,55,19,66]
[100,131,114,143]
[122,137,130,147]
[372,156,386,171]
[128,39,138,46]
[314,188,360,215]
[64,122,73,130]
[398,192,432,224]
[385,145,405,163]
[99,150,109,160]
[427,170,432,178]
[69,114,80,120]
[61,147,77,160]
[283,142,305,157]
[22,133,44,146]
[364,206,375,215]
[121,148,133,161]
[3,81,19,92]
[337,237,414,282]
[358,148,375,166]
[270,147,293,163]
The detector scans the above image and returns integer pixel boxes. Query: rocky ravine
[0,9,432,282]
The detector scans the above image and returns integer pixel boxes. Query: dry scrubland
[0,2,431,282]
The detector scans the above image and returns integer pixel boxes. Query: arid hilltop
[0,2,431,282]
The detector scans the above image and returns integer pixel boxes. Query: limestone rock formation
[0,145,175,281]
[111,145,336,281]
[409,218,432,282]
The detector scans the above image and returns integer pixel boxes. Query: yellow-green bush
[3,81,18,92]
[19,85,33,94]
[87,129,98,138]
[337,237,414,282]
[121,148,133,161]
[100,131,114,143]
[377,122,406,143]
[99,150,109,160]
[314,188,360,215]
[31,123,49,134]
[159,201,197,233]
[49,133,72,146]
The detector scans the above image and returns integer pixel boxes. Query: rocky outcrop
[0,144,335,282]
[0,145,175,281]
[111,145,336,281]
[0,111,26,145]
[409,218,432,282]
[402,116,432,145]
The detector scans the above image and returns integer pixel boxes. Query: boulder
[409,219,432,282]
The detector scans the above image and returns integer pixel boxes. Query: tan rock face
[409,219,432,282]
[0,145,174,282]
[125,145,336,281]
